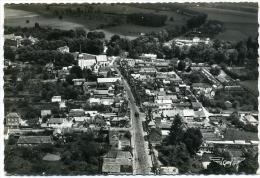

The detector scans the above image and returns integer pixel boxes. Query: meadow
[189,5,258,41]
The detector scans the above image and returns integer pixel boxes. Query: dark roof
[192,102,202,108]
[17,136,53,144]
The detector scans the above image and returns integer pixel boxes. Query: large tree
[238,152,258,174]
[158,143,191,173]
[183,128,203,155]
[167,114,184,145]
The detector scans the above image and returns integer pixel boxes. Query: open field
[189,5,258,41]
[4,8,134,40]
[5,3,258,42]
[240,80,258,96]
[5,4,187,39]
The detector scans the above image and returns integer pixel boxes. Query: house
[101,98,115,106]
[155,95,178,104]
[192,83,215,98]
[224,101,232,108]
[84,81,97,89]
[140,53,157,60]
[110,116,130,127]
[47,118,66,128]
[94,90,110,97]
[78,58,96,69]
[99,67,111,77]
[96,55,109,67]
[160,109,183,120]
[97,77,121,84]
[194,110,206,120]
[5,112,21,128]
[17,136,53,146]
[139,67,157,75]
[69,109,85,117]
[148,128,162,146]
[59,101,66,109]
[191,102,202,111]
[51,96,62,103]
[72,78,86,86]
[241,114,258,126]
[41,110,52,118]
[89,98,101,105]
[109,130,131,149]
[160,166,179,175]
[45,62,54,73]
[102,150,133,174]
[85,110,98,117]
[156,71,182,83]
[57,46,69,53]
[78,53,97,69]
[57,68,70,79]
[182,109,195,119]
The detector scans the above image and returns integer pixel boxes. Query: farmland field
[4,4,187,39]
[4,8,136,40]
[189,5,258,41]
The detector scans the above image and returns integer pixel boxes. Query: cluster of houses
[3,31,258,174]
[164,36,212,50]
[120,53,258,173]
[4,41,136,174]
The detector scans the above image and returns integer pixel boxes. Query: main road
[113,63,151,175]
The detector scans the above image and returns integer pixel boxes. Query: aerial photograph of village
[3,2,259,175]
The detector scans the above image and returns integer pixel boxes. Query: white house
[97,77,121,84]
[51,96,62,103]
[96,55,109,67]
[78,53,97,69]
[155,95,178,104]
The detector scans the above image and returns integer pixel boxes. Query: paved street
[114,63,151,175]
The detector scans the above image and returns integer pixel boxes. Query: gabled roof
[48,118,64,124]
[194,110,206,118]
[79,53,96,60]
[6,112,20,119]
[192,102,202,108]
[156,95,177,100]
[94,90,109,95]
[183,109,195,117]
[97,77,121,83]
